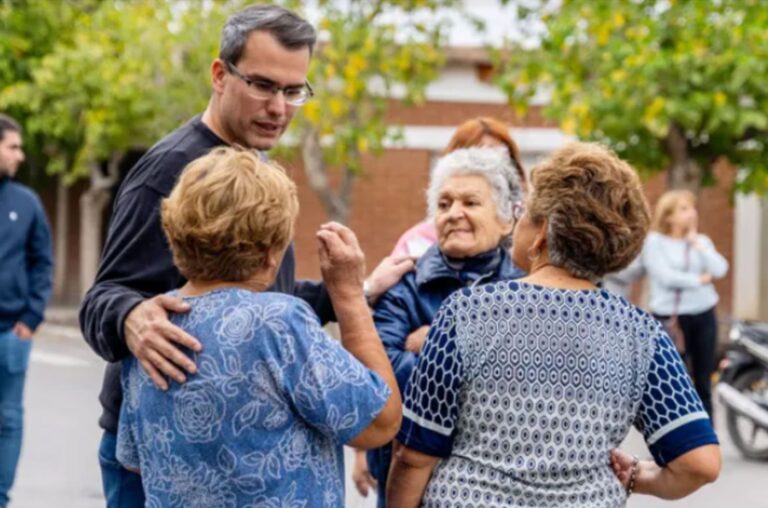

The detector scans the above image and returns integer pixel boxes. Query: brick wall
[287,156,735,317]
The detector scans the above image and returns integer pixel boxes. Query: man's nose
[265,92,287,117]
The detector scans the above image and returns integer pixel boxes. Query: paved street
[8,325,766,507]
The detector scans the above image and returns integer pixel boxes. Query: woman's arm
[318,224,402,449]
[387,442,440,508]
[643,236,703,289]
[373,288,423,390]
[694,235,729,278]
[612,445,720,500]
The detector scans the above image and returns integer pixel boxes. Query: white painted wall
[733,194,763,319]
[385,125,571,154]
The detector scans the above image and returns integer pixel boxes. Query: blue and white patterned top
[398,281,718,508]
[116,288,390,508]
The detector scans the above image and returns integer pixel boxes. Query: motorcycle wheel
[725,367,768,461]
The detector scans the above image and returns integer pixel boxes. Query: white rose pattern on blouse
[116,288,390,508]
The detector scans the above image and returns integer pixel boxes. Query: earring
[527,246,541,261]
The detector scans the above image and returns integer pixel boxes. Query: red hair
[445,117,526,186]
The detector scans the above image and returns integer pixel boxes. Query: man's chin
[248,135,280,152]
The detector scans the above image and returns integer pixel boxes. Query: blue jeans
[99,430,145,508]
[0,330,31,507]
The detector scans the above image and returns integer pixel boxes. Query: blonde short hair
[651,190,696,235]
[161,147,299,282]
[528,142,650,280]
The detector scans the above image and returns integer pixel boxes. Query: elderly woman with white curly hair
[361,147,526,506]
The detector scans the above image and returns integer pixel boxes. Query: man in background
[0,113,54,508]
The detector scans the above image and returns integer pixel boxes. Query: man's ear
[211,59,228,94]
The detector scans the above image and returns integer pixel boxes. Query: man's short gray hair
[426,147,524,222]
[220,5,316,63]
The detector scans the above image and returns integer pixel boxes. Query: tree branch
[300,124,346,221]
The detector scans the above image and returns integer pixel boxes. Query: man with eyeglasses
[79,5,412,506]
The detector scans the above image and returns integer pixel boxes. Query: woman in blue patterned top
[388,142,721,507]
[116,147,401,508]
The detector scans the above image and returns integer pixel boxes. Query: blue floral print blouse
[116,288,390,508]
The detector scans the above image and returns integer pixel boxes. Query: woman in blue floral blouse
[116,147,401,508]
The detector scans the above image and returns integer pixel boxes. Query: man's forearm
[294,279,335,324]
[79,282,144,362]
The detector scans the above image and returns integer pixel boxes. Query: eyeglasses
[225,61,314,106]
[512,201,526,222]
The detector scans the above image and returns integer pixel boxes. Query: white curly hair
[426,147,524,222]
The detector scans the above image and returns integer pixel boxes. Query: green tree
[495,0,768,194]
[287,0,463,223]
[0,0,232,293]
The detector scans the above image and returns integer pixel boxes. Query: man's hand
[13,322,33,340]
[365,255,416,305]
[317,222,366,296]
[352,449,377,497]
[405,326,429,354]
[124,295,201,390]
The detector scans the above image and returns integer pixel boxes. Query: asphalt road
[8,324,766,507]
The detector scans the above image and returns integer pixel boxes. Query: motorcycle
[717,319,768,460]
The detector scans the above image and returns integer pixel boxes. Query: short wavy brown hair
[527,142,650,280]
[161,147,299,282]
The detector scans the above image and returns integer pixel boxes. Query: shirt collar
[415,244,522,287]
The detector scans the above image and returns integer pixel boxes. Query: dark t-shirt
[79,115,333,433]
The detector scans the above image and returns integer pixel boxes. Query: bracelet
[626,455,639,497]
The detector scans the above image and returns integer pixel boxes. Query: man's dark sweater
[79,115,334,433]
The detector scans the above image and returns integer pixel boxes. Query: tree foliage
[0,0,234,181]
[495,0,768,193]
[285,0,464,222]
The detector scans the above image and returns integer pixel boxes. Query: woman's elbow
[712,264,729,279]
[686,446,722,487]
[348,401,402,449]
[695,452,721,485]
[373,406,403,446]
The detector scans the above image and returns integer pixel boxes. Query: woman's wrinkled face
[435,174,513,258]
[669,199,698,232]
